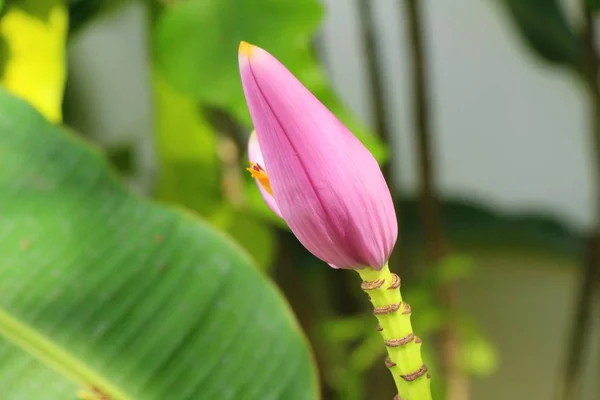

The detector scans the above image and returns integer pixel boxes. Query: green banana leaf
[0,90,318,399]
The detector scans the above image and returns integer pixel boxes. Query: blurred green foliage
[152,0,388,162]
[153,74,221,215]
[587,0,600,10]
[153,0,322,122]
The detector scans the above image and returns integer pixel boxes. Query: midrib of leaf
[0,307,132,400]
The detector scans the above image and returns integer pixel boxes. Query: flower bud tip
[239,41,255,58]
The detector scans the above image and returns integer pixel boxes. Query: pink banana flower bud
[240,42,397,270]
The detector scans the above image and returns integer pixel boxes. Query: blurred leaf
[148,47,278,273]
[67,0,129,34]
[153,74,276,270]
[405,292,444,334]
[153,73,221,215]
[420,340,443,399]
[106,143,135,175]
[434,254,475,283]
[398,198,584,261]
[210,204,276,271]
[321,315,372,344]
[348,330,385,373]
[587,0,600,10]
[153,0,388,162]
[153,0,321,114]
[497,0,582,69]
[0,0,67,122]
[0,89,318,399]
[455,317,499,377]
[462,336,498,376]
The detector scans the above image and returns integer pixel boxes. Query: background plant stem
[357,0,393,179]
[402,1,468,399]
[562,4,600,400]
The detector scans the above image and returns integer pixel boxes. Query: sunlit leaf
[0,0,67,122]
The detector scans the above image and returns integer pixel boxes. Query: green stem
[357,265,432,400]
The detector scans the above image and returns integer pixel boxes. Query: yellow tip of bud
[239,41,255,58]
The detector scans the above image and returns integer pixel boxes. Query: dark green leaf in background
[497,0,582,69]
[0,90,318,399]
[586,0,600,11]
[68,0,129,34]
[397,198,583,259]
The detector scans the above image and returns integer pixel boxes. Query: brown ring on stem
[388,273,401,289]
[361,278,385,290]
[373,302,401,315]
[402,302,412,315]
[414,336,423,344]
[385,332,415,347]
[401,364,428,382]
[385,356,397,368]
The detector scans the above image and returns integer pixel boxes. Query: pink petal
[250,132,340,269]
[239,42,397,270]
[248,131,282,218]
